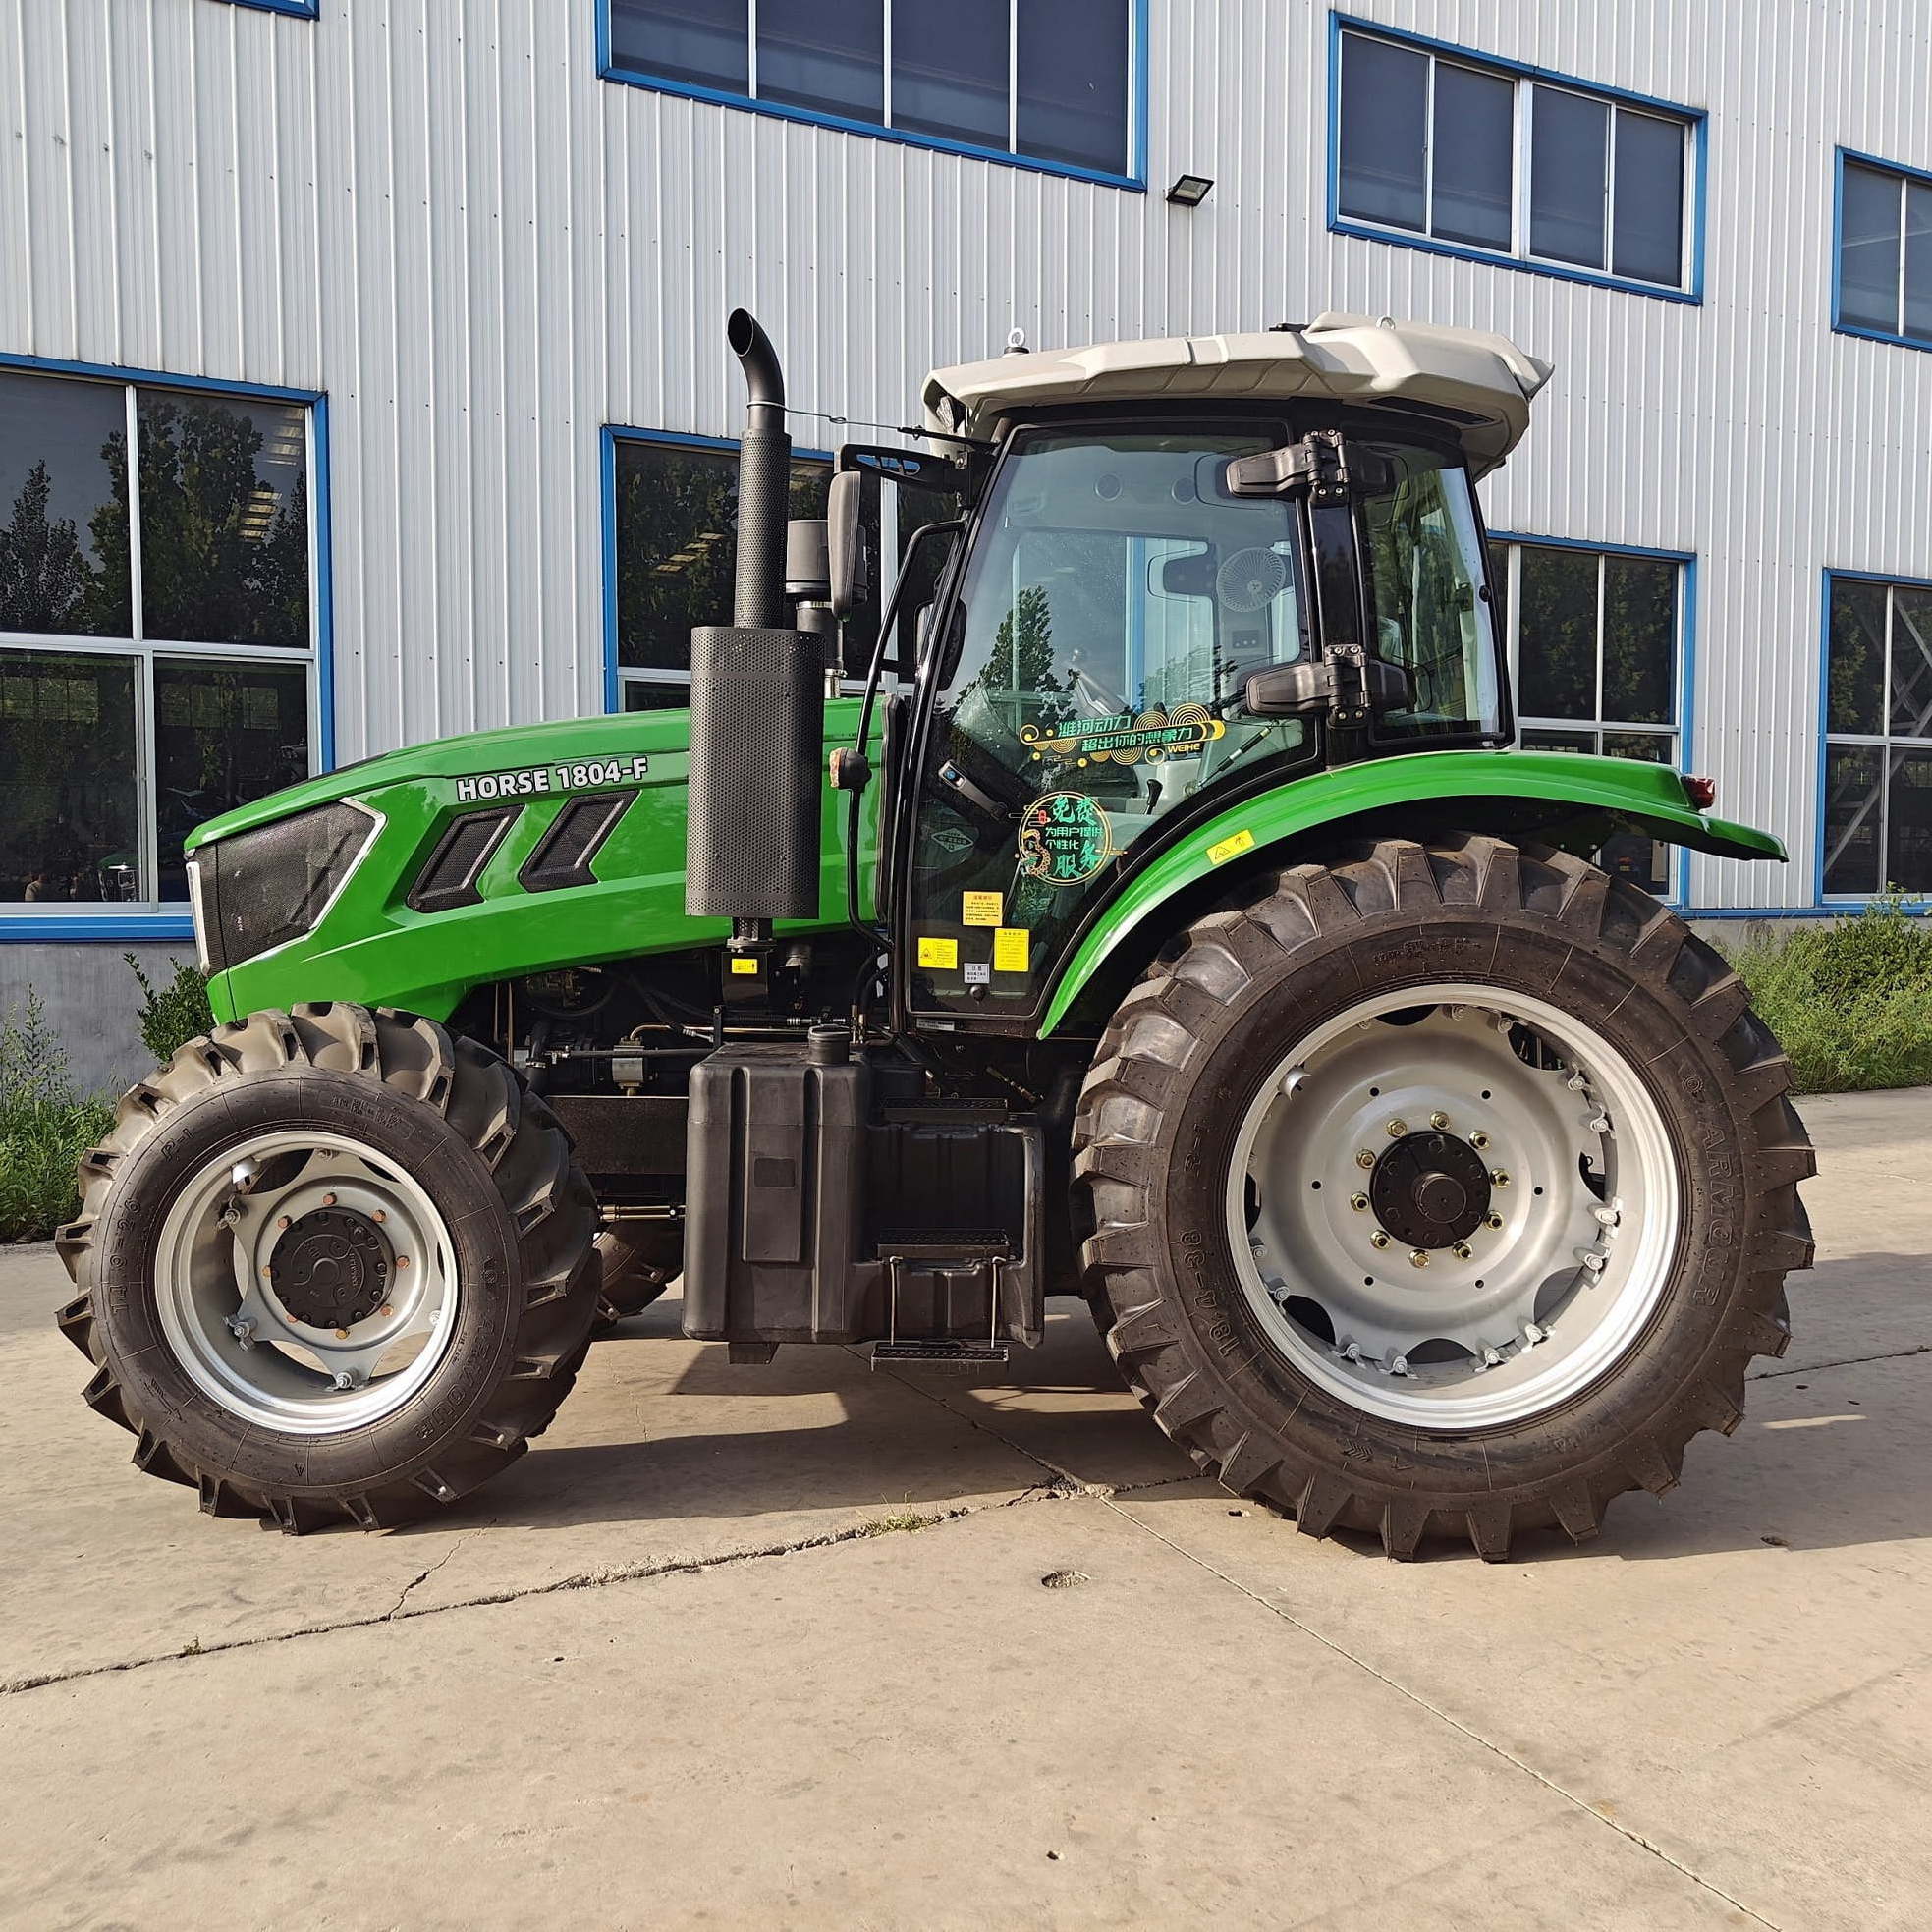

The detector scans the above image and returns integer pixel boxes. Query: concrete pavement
[2,1086,1929,1929]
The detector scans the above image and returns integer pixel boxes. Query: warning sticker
[917,936,959,969]
[1207,828,1256,866]
[728,956,760,976]
[963,962,991,985]
[962,890,1004,926]
[993,927,1030,973]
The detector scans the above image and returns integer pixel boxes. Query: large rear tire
[56,1004,602,1533]
[1072,835,1814,1560]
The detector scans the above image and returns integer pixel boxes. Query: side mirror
[828,470,865,619]
[1245,657,1413,716]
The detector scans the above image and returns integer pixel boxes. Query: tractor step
[871,1339,1009,1370]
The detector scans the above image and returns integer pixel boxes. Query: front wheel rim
[154,1130,462,1436]
[1224,982,1682,1431]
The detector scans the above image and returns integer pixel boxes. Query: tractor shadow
[447,1255,1932,1564]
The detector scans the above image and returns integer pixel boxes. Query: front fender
[1037,749,1783,1036]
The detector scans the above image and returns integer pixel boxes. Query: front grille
[197,801,376,975]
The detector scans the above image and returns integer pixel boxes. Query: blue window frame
[598,1,1147,190]
[1819,569,1932,902]
[1833,149,1932,352]
[215,0,319,17]
[1328,16,1705,303]
[1491,533,1696,902]
[0,356,331,942]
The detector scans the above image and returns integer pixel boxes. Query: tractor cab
[828,318,1549,1027]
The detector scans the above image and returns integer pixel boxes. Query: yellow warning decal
[1207,828,1256,866]
[728,956,759,975]
[917,936,959,969]
[962,890,1003,926]
[992,927,1030,973]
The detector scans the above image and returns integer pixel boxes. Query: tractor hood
[922,313,1554,476]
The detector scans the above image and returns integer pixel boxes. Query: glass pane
[1337,34,1427,231]
[1612,109,1685,285]
[892,0,1009,149]
[1822,742,1882,896]
[1430,63,1514,250]
[1888,748,1932,893]
[1602,730,1672,762]
[621,679,692,711]
[1015,0,1130,173]
[1516,545,1597,719]
[613,440,827,672]
[1828,577,1887,735]
[608,0,748,92]
[1521,727,1598,755]
[758,0,883,124]
[1906,181,1932,344]
[1892,587,1932,738]
[1839,163,1903,333]
[154,659,310,901]
[138,392,308,648]
[0,371,132,638]
[911,426,1310,1014]
[1601,554,1676,723]
[1599,729,1675,893]
[0,650,139,903]
[1530,86,1608,268]
[1359,445,1502,741]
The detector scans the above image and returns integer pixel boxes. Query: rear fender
[1037,749,1783,1036]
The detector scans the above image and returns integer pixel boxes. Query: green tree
[0,461,89,633]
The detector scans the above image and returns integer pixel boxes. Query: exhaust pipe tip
[727,308,785,411]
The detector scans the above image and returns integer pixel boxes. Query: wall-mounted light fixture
[1166,174,1214,206]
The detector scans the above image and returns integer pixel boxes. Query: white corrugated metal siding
[5,0,1930,910]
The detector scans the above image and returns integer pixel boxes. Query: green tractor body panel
[193,693,1779,1043]
[1036,749,1784,1035]
[192,700,875,1026]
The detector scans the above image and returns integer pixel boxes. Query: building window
[609,432,830,709]
[215,1,320,16]
[0,366,319,918]
[1332,21,1700,298]
[1493,538,1688,896]
[1822,573,1932,898]
[601,0,1137,183]
[1836,152,1932,350]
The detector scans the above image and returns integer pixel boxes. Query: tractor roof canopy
[922,312,1554,478]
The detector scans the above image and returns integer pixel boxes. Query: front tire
[56,1004,602,1532]
[1073,835,1814,1560]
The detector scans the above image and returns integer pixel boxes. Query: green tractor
[57,311,1814,1557]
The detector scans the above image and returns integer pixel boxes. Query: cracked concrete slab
[0,1497,1752,1932]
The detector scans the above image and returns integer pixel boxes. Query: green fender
[1037,749,1784,1036]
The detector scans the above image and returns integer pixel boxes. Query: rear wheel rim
[1224,981,1681,1431]
[154,1129,461,1435]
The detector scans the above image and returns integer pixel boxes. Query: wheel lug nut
[276,1215,292,1230]
[372,1209,386,1224]
[1408,1249,1429,1270]
[334,1327,350,1339]
[1350,1192,1370,1212]
[1370,1231,1391,1249]
[1490,1170,1511,1188]
[395,1255,411,1270]
[1470,1132,1488,1150]
[1486,1211,1505,1230]
[1452,1242,1473,1261]
[1356,1149,1376,1170]
[1385,1119,1408,1138]
[378,1303,393,1318]
[1429,1111,1450,1131]
[322,1192,337,1207]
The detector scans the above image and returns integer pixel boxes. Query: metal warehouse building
[3,0,1931,1088]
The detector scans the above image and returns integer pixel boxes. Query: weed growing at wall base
[0,988,112,1242]
[1724,896,1932,1093]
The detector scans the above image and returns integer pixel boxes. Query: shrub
[0,988,113,1243]
[1724,896,1932,1093]
[127,953,214,1064]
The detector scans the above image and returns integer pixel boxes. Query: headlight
[194,802,377,975]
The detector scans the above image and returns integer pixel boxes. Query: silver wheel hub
[1226,983,1680,1430]
[156,1130,461,1435]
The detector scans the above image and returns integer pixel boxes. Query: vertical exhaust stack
[685,311,826,936]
